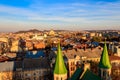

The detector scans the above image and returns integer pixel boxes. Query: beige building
[63,47,102,77]
[10,40,19,52]
[0,58,51,80]
[108,42,120,57]
[0,38,8,43]
[32,34,44,40]
[109,55,120,80]
[114,46,120,57]
[49,30,55,36]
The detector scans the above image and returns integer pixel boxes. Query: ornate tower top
[99,42,111,69]
[54,43,67,74]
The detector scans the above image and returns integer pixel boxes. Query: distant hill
[15,29,42,34]
[44,30,68,32]
[85,30,120,32]
[15,29,70,34]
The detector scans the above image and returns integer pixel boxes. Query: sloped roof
[109,55,120,61]
[23,58,50,69]
[0,58,50,72]
[81,69,101,80]
[25,50,44,58]
[70,68,83,80]
[63,48,101,59]
[54,43,67,74]
[70,68,101,80]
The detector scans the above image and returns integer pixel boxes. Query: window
[71,67,72,71]
[73,67,75,71]
[71,67,75,71]
[34,73,36,76]
[56,77,58,80]
[103,71,107,77]
[73,62,74,65]
[25,73,28,76]
[98,69,101,77]
[34,77,36,80]
[71,62,72,65]
[76,61,79,66]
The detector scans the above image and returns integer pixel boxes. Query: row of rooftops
[63,47,102,59]
[0,57,50,72]
[70,67,101,80]
[54,43,120,63]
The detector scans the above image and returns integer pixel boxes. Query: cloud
[0,0,120,31]
[0,4,42,19]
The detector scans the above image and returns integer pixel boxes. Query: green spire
[54,43,67,74]
[99,42,111,69]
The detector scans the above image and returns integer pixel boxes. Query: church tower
[98,42,112,80]
[54,43,67,80]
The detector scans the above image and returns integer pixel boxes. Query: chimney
[83,63,90,71]
[98,46,102,50]
[74,48,78,52]
[91,47,93,51]
[83,46,86,51]
[65,49,67,52]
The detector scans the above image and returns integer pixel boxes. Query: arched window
[56,77,58,80]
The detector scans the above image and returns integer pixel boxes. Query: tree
[92,36,102,42]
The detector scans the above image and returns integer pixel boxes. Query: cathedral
[53,42,112,80]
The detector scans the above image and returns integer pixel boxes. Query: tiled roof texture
[63,48,101,59]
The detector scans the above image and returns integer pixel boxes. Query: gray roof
[63,48,102,59]
[23,58,50,70]
[0,58,50,72]
[0,61,14,72]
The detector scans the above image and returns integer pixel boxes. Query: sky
[0,0,120,32]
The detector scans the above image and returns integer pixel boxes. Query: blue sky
[0,0,120,32]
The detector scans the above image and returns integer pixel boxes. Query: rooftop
[109,55,120,61]
[70,68,101,80]
[0,57,50,72]
[63,48,102,59]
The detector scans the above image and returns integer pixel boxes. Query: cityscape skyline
[0,24,120,80]
[0,0,120,32]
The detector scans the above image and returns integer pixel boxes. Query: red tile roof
[109,55,120,61]
[0,56,9,62]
